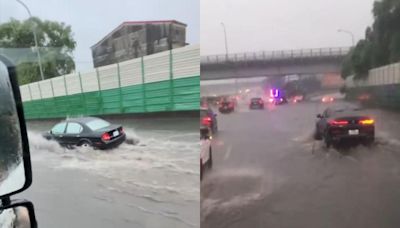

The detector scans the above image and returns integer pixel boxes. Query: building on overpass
[91,20,187,67]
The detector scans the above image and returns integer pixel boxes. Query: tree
[0,17,76,85]
[341,0,400,79]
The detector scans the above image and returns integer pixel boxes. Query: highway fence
[345,62,400,109]
[20,45,200,119]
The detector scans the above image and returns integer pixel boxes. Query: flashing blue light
[270,89,279,98]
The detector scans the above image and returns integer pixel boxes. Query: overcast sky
[0,0,199,71]
[201,0,376,56]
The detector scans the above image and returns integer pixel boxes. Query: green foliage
[0,17,76,84]
[342,0,400,79]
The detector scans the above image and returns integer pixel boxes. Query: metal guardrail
[201,47,351,64]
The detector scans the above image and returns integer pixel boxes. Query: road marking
[224,145,232,161]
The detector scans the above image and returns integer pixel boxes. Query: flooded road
[201,98,400,228]
[20,117,199,228]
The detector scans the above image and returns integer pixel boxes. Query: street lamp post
[220,22,237,93]
[221,22,229,60]
[338,29,355,47]
[16,0,44,81]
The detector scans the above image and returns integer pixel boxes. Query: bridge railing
[201,47,351,64]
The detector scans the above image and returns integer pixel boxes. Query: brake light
[360,119,374,125]
[101,133,111,141]
[202,117,212,126]
[329,120,349,126]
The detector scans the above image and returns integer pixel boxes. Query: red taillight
[202,117,212,126]
[101,133,111,141]
[329,120,349,126]
[360,119,374,125]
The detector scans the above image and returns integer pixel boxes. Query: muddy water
[22,117,199,228]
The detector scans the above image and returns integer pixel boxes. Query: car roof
[65,116,104,124]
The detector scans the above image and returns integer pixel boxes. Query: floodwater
[19,117,199,228]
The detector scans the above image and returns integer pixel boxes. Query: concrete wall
[201,58,343,80]
[92,22,187,67]
[345,62,400,109]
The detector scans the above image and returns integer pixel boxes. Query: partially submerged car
[249,97,264,109]
[43,117,126,149]
[201,107,218,133]
[314,105,375,148]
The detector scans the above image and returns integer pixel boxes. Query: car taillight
[202,117,212,126]
[329,120,349,126]
[259,100,263,104]
[101,133,111,141]
[120,127,125,134]
[359,119,374,125]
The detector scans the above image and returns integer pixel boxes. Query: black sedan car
[314,105,375,148]
[218,100,235,113]
[43,117,126,149]
[249,97,264,109]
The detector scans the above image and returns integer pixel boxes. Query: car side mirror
[0,200,37,228]
[317,114,323,119]
[0,56,32,197]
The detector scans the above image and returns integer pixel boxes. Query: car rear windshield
[86,119,111,131]
[251,98,261,101]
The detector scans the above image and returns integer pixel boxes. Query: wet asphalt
[201,100,400,228]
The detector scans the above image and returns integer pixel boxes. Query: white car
[200,127,212,180]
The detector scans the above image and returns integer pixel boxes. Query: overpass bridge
[201,47,351,80]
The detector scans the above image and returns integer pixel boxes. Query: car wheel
[362,137,374,147]
[314,128,323,140]
[324,133,332,148]
[200,159,203,181]
[78,140,92,148]
[208,149,213,169]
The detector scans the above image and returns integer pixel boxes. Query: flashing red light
[202,117,212,126]
[329,120,349,126]
[360,119,374,125]
[101,132,111,141]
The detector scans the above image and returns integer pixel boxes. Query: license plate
[113,131,120,137]
[348,129,359,135]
